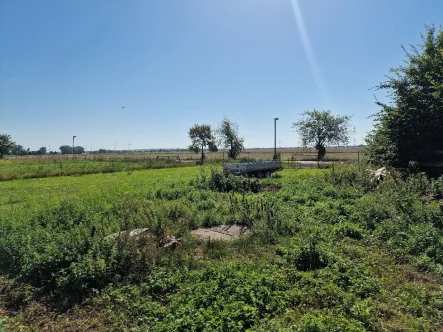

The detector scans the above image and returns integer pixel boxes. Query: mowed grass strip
[0,166,200,217]
[0,158,191,181]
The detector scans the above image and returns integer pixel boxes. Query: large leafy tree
[0,134,15,159]
[292,110,351,160]
[74,146,85,154]
[11,144,25,156]
[60,145,72,154]
[216,116,244,159]
[188,124,218,164]
[59,145,85,154]
[367,26,443,167]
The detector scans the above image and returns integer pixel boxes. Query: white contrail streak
[290,0,330,102]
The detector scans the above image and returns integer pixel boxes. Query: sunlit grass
[0,158,191,181]
[1,165,442,331]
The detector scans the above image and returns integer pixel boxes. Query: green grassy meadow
[1,165,443,331]
[0,158,190,181]
[1,146,363,181]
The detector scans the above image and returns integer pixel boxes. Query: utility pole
[72,136,76,159]
[274,118,279,160]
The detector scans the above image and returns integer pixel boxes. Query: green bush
[96,264,290,331]
[325,165,375,193]
[333,222,364,240]
[193,167,261,193]
[0,195,169,305]
[277,241,331,271]
[0,318,7,332]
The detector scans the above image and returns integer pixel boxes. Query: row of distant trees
[1,111,351,161]
[0,138,88,158]
[2,142,48,157]
[1,142,195,157]
[188,112,352,163]
[188,116,245,163]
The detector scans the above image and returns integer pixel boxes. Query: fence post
[358,151,360,164]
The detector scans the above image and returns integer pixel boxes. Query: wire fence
[5,149,365,164]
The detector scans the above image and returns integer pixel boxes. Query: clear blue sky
[1,0,442,151]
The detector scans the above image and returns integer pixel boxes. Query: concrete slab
[191,224,250,241]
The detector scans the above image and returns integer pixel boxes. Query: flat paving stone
[191,224,249,241]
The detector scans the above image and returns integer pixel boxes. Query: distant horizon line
[85,145,366,152]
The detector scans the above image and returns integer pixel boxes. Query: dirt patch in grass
[261,184,281,192]
[191,224,250,241]
[0,301,112,332]
[397,264,435,284]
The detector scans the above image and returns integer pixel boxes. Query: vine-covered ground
[1,166,442,331]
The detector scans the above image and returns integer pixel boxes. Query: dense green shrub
[333,222,364,240]
[277,241,331,271]
[325,164,376,193]
[94,264,291,331]
[366,26,443,167]
[0,195,172,305]
[193,167,261,193]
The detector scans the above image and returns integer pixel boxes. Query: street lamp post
[274,118,279,160]
[72,136,76,159]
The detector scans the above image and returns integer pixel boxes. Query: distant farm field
[1,146,365,181]
[6,146,364,162]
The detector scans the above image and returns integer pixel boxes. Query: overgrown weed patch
[1,166,443,330]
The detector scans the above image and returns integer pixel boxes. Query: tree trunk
[316,145,326,161]
[201,143,204,164]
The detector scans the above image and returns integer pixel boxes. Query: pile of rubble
[105,228,181,248]
[104,224,250,248]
